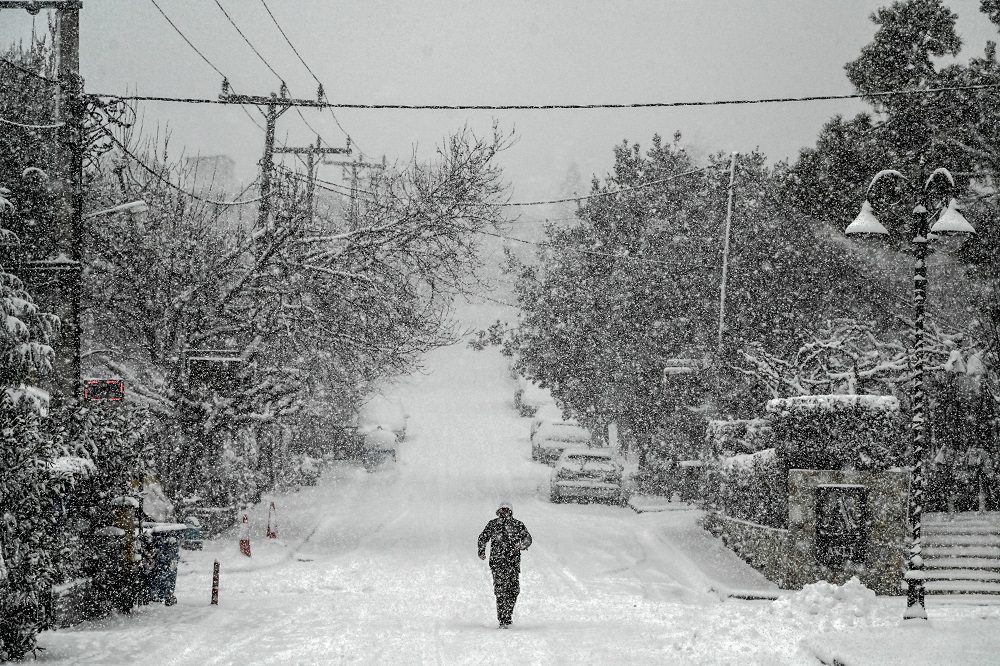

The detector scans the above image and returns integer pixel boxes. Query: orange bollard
[238,514,251,557]
[266,502,278,539]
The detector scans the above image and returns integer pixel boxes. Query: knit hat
[497,501,513,515]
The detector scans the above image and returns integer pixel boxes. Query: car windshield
[563,456,616,472]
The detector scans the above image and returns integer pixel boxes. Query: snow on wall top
[720,447,775,470]
[765,394,900,414]
[50,456,97,479]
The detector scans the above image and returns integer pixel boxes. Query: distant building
[184,155,236,193]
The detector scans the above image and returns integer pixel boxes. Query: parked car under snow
[549,448,627,505]
[514,378,553,417]
[529,403,568,439]
[361,426,398,471]
[531,420,592,464]
[357,395,409,440]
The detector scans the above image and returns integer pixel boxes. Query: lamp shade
[929,198,976,236]
[845,200,889,236]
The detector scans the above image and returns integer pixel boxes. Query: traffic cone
[266,502,278,539]
[239,514,251,557]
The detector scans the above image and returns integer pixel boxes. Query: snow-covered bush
[0,147,59,655]
[705,448,787,528]
[766,394,903,471]
[705,418,772,456]
[0,396,57,661]
[48,403,150,618]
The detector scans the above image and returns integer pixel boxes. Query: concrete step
[924,523,1000,535]
[924,545,1000,558]
[922,579,1000,594]
[924,557,1000,570]
[922,533,1000,546]
[906,569,1000,582]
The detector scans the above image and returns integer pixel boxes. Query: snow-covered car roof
[535,421,591,443]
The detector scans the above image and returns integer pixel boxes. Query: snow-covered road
[34,337,1000,665]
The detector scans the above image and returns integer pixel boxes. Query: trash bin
[141,523,187,606]
[177,516,204,550]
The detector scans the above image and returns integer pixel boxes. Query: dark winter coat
[478,516,532,570]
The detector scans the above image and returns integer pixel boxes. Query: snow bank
[720,447,775,470]
[50,456,96,479]
[772,576,876,632]
[766,394,900,415]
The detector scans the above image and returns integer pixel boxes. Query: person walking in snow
[478,501,532,628]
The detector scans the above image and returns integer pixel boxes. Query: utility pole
[220,81,290,250]
[324,155,385,226]
[715,152,738,408]
[220,83,350,242]
[2,1,84,410]
[274,134,351,226]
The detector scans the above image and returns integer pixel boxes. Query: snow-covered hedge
[705,418,772,456]
[0,396,56,661]
[705,448,787,528]
[765,394,903,471]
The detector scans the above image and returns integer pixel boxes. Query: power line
[256,0,359,152]
[0,115,63,129]
[147,0,266,133]
[149,0,226,79]
[292,162,718,208]
[108,130,264,206]
[212,0,283,81]
[211,0,351,157]
[91,82,1000,110]
[506,165,717,206]
[256,0,319,85]
[0,56,56,84]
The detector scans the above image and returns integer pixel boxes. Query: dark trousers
[491,565,520,624]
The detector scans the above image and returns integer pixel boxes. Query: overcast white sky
[2,1,999,203]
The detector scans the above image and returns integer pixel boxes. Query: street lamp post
[845,168,976,620]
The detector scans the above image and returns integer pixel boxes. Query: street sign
[83,378,125,402]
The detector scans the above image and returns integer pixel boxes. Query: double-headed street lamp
[845,167,976,620]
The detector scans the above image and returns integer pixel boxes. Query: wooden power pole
[274,135,351,225]
[1,1,85,409]
[220,83,350,241]
[324,155,385,226]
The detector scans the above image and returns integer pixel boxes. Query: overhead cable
[0,57,57,84]
[505,165,718,206]
[212,0,352,156]
[257,0,359,151]
[147,0,266,132]
[92,82,1000,110]
[291,162,717,207]
[108,131,265,206]
[213,0,283,81]
[0,115,63,129]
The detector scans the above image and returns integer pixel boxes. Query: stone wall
[786,469,909,595]
[705,468,909,594]
[704,513,791,585]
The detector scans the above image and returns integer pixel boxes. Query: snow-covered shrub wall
[766,395,903,472]
[48,404,149,618]
[706,449,787,528]
[0,397,57,661]
[705,418,772,456]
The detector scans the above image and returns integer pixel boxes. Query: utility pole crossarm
[0,1,80,10]
[219,93,322,108]
[274,146,350,155]
[273,136,352,226]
